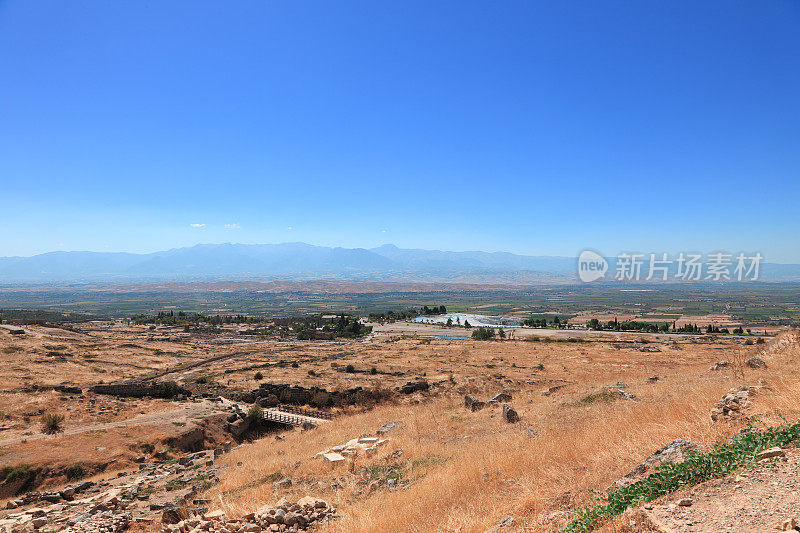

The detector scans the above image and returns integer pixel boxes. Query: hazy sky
[1,1,799,261]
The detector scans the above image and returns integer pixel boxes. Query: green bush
[345,364,356,373]
[254,371,264,381]
[161,381,181,398]
[66,464,87,480]
[471,327,496,340]
[247,404,264,420]
[3,464,32,483]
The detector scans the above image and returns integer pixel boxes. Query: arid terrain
[0,318,799,532]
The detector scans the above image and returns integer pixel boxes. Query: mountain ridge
[0,243,797,283]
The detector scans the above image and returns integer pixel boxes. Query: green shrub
[66,464,87,480]
[345,364,356,373]
[3,464,32,483]
[471,327,496,340]
[247,404,264,420]
[161,381,181,398]
[254,371,264,381]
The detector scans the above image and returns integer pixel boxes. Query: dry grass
[208,331,800,532]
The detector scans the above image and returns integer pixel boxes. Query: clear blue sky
[1,1,799,261]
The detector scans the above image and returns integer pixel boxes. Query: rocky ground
[0,446,226,532]
[619,445,800,532]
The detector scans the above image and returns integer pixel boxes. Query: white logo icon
[577,250,607,282]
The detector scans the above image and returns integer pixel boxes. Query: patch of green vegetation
[171,421,186,427]
[365,463,404,481]
[471,326,496,340]
[560,422,800,532]
[65,464,87,481]
[411,454,448,473]
[568,390,618,408]
[222,471,283,496]
[2,464,33,483]
[166,478,188,491]
[161,381,182,399]
[247,404,264,420]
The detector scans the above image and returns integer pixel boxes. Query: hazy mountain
[0,243,798,284]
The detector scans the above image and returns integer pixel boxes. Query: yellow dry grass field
[206,332,800,532]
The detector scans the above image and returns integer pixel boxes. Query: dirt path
[0,398,233,448]
[627,446,800,532]
[0,323,88,340]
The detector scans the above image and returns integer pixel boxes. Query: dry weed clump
[40,412,65,434]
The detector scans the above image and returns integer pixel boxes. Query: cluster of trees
[586,318,763,336]
[706,325,731,334]
[522,316,566,328]
[132,311,263,326]
[324,314,372,338]
[587,318,670,333]
[444,316,471,327]
[471,326,506,340]
[367,309,420,322]
[296,314,372,340]
[368,305,447,322]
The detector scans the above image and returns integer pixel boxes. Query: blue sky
[1,1,799,261]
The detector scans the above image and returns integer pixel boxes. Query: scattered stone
[710,361,729,371]
[502,404,519,423]
[273,477,293,490]
[323,452,346,464]
[490,392,513,403]
[756,447,786,461]
[617,389,637,401]
[780,517,799,531]
[542,385,566,396]
[746,357,767,369]
[711,385,760,422]
[677,498,693,507]
[399,380,429,394]
[498,515,515,528]
[464,394,485,412]
[376,421,401,435]
[615,439,703,487]
[648,375,659,382]
[161,505,184,525]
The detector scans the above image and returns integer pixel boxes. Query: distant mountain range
[0,243,798,284]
